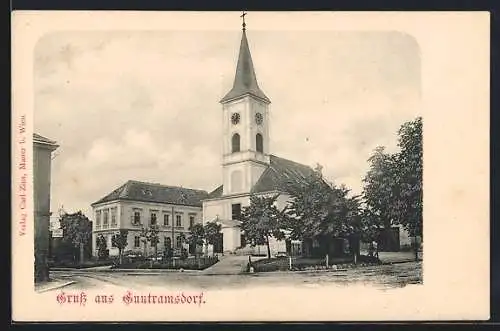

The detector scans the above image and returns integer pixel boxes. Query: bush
[113,256,219,270]
[49,258,117,269]
[251,255,381,272]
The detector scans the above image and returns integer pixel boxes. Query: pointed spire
[220,15,270,104]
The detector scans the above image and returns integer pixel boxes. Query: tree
[284,167,362,260]
[285,170,359,237]
[96,234,108,260]
[187,223,205,259]
[395,117,423,260]
[361,117,423,260]
[59,211,92,264]
[176,232,188,259]
[139,227,149,256]
[362,146,399,230]
[283,171,332,241]
[241,194,286,259]
[146,225,160,259]
[111,229,129,265]
[204,221,222,257]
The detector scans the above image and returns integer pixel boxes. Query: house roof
[92,180,209,207]
[206,155,316,199]
[220,30,270,104]
[33,133,59,149]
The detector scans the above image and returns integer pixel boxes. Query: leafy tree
[283,171,332,241]
[59,211,92,264]
[187,223,205,259]
[361,117,423,260]
[111,229,129,265]
[203,221,222,257]
[285,170,360,237]
[96,234,108,260]
[176,232,187,255]
[395,117,423,260]
[241,194,286,259]
[139,226,149,256]
[146,225,160,259]
[362,146,399,230]
[284,167,363,259]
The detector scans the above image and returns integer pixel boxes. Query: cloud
[35,30,421,216]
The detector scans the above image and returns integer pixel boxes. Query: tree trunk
[119,249,123,265]
[79,243,84,265]
[266,236,271,259]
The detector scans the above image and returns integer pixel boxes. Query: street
[50,262,422,291]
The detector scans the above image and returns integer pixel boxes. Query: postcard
[11,11,490,321]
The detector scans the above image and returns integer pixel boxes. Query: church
[201,19,315,256]
[91,18,414,258]
[91,19,315,258]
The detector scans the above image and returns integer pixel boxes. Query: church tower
[220,17,271,196]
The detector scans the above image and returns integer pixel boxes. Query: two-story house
[90,180,209,257]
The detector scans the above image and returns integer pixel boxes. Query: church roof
[207,185,224,199]
[220,30,270,104]
[251,155,316,193]
[207,155,316,199]
[91,180,209,207]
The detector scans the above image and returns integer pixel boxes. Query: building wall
[92,200,202,257]
[33,144,55,282]
[221,96,270,196]
[202,191,292,255]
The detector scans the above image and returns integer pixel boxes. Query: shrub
[113,256,219,270]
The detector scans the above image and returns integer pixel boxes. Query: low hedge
[49,258,117,269]
[113,256,219,270]
[251,255,381,272]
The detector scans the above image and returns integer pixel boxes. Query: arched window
[232,133,240,153]
[256,133,263,153]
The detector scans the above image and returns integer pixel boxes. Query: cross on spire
[240,11,247,31]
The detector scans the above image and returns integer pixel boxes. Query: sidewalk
[201,255,267,275]
[35,278,76,293]
[376,251,419,264]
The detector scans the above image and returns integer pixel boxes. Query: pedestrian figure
[373,240,379,259]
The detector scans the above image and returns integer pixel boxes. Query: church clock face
[255,113,263,125]
[231,113,240,125]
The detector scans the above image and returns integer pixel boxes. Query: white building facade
[201,26,310,257]
[91,180,208,257]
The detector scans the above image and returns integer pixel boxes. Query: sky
[34,28,421,218]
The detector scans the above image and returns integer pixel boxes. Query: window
[133,211,141,225]
[95,211,101,229]
[232,203,242,221]
[189,216,195,229]
[103,210,109,228]
[111,234,117,248]
[150,212,157,226]
[176,235,183,248]
[176,215,182,227]
[134,236,140,248]
[111,208,117,226]
[163,214,170,226]
[164,237,171,249]
[256,133,263,153]
[231,133,240,153]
